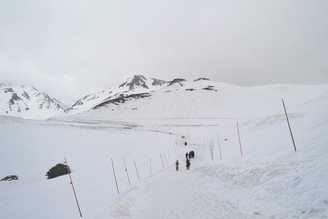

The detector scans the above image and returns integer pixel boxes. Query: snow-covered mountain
[0,84,67,119]
[61,75,328,122]
[68,75,170,113]
[3,75,327,122]
[65,75,227,116]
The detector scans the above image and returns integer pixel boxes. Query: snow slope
[0,83,327,218]
[108,95,328,218]
[0,84,67,119]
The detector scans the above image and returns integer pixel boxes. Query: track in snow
[109,143,245,219]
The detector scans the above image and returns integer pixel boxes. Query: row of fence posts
[64,136,185,217]
[111,156,142,194]
[206,98,297,161]
[111,138,185,194]
[63,136,185,218]
[207,122,244,161]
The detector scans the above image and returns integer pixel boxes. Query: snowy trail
[109,143,244,219]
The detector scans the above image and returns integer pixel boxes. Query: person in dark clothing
[189,151,194,158]
[185,152,189,160]
[175,160,179,171]
[186,159,191,170]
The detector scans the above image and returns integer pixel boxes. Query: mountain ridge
[1,76,327,120]
[0,84,67,119]
[68,75,185,113]
[61,77,328,122]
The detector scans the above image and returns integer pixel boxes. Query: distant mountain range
[1,75,327,120]
[69,75,171,113]
[68,75,210,113]
[0,83,67,119]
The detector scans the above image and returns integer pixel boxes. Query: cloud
[1,0,328,105]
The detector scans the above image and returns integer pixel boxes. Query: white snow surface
[0,83,328,218]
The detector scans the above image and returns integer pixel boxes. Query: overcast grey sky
[1,0,328,105]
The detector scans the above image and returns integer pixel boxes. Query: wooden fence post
[210,141,214,161]
[160,154,165,168]
[236,122,243,156]
[64,157,83,218]
[134,160,140,180]
[282,99,297,152]
[123,157,131,186]
[111,158,119,194]
[217,132,222,160]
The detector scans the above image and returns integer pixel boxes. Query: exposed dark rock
[36,93,64,110]
[202,86,218,91]
[9,93,22,105]
[151,78,167,86]
[46,163,71,179]
[194,78,210,82]
[22,91,30,100]
[4,88,14,93]
[1,175,18,181]
[71,99,84,107]
[93,93,151,109]
[168,78,186,86]
[119,75,149,90]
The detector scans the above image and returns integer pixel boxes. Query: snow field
[0,119,183,218]
[107,97,328,218]
[1,83,327,218]
[1,109,328,218]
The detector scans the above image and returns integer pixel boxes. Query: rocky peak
[119,75,149,90]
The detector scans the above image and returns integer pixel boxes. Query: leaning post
[64,157,83,218]
[282,99,297,152]
[236,122,243,156]
[123,156,131,186]
[217,132,222,160]
[111,158,120,194]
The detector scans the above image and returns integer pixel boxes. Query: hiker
[186,159,191,170]
[175,160,179,171]
[189,150,194,159]
[185,152,189,160]
[192,150,195,158]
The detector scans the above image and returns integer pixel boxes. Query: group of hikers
[175,150,195,171]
